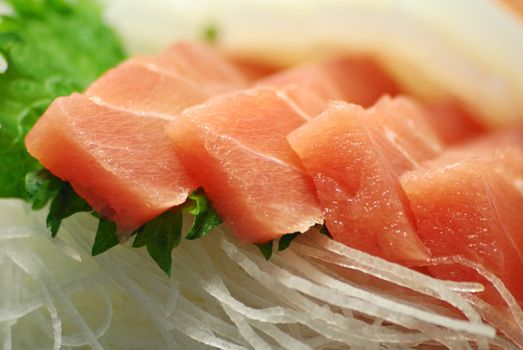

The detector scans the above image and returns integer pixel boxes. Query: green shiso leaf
[24,168,61,210]
[0,0,125,199]
[255,240,274,260]
[46,182,91,237]
[320,225,333,239]
[92,218,119,256]
[184,189,222,240]
[253,232,301,260]
[132,210,184,276]
[278,232,300,251]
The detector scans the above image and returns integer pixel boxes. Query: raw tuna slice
[142,41,247,94]
[426,100,486,145]
[25,93,194,232]
[288,96,444,265]
[26,41,248,233]
[86,59,208,115]
[86,42,247,115]
[400,127,523,305]
[257,62,349,117]
[230,56,281,81]
[167,87,322,244]
[258,57,402,116]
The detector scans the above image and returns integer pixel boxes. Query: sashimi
[230,56,281,81]
[426,100,486,145]
[86,59,208,115]
[86,41,247,114]
[25,93,194,233]
[167,87,322,243]
[26,42,247,233]
[143,41,247,94]
[400,127,523,306]
[288,96,444,265]
[257,57,402,116]
[257,62,349,116]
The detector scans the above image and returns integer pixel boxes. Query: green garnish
[202,24,218,43]
[0,0,125,198]
[3,0,299,275]
[278,232,300,251]
[184,189,222,240]
[255,232,302,260]
[46,181,91,237]
[92,218,119,256]
[255,240,274,260]
[132,210,183,277]
[25,168,61,210]
[320,225,333,239]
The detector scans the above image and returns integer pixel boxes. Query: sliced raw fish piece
[26,41,248,233]
[400,127,523,305]
[143,41,247,94]
[258,57,402,116]
[288,96,444,265]
[87,41,247,115]
[168,87,322,243]
[426,100,486,145]
[86,59,208,115]
[25,93,195,233]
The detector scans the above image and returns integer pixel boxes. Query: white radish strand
[298,234,486,320]
[2,245,63,350]
[218,237,492,346]
[216,235,475,347]
[5,244,105,350]
[466,295,523,349]
[432,256,523,331]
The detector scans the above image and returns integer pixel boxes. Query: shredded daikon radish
[295,234,485,323]
[0,201,521,349]
[1,192,522,350]
[467,295,523,348]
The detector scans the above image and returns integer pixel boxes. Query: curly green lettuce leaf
[0,0,125,198]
